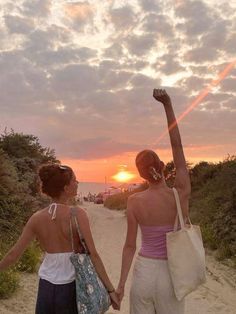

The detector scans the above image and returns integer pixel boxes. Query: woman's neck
[148,179,167,190]
[52,195,70,205]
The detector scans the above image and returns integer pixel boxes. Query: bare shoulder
[73,206,89,220]
[129,189,147,200]
[27,209,45,224]
[127,192,144,209]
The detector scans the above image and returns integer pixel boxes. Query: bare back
[131,186,188,227]
[32,205,83,253]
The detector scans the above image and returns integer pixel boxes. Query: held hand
[109,291,120,311]
[153,89,171,106]
[116,286,124,302]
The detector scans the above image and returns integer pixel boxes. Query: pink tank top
[139,225,174,259]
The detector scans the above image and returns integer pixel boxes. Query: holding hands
[109,291,121,311]
[116,285,124,302]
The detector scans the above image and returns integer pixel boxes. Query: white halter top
[38,204,75,284]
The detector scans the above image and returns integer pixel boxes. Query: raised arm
[153,89,191,200]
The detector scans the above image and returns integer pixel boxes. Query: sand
[0,202,235,314]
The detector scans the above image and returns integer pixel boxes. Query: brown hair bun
[38,164,73,198]
[135,150,164,183]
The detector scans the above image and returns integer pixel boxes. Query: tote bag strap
[69,218,75,252]
[70,208,89,254]
[172,188,185,230]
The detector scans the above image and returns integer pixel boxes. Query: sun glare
[112,171,136,182]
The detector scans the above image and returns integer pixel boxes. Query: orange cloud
[60,143,232,182]
[64,2,93,21]
[61,152,140,183]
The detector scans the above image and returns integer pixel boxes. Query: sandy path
[0,202,235,314]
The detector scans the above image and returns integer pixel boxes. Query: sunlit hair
[135,150,164,183]
[38,164,73,198]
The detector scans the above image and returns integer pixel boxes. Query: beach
[0,202,236,314]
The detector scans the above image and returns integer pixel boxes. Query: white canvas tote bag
[166,188,206,300]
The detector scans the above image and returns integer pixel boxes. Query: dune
[0,203,235,313]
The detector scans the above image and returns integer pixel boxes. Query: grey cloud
[109,6,136,30]
[25,30,55,53]
[225,33,236,54]
[125,34,156,56]
[202,101,222,111]
[142,13,173,37]
[190,65,210,75]
[130,73,156,88]
[220,78,236,93]
[175,1,213,36]
[22,26,73,67]
[0,51,52,112]
[184,47,219,63]
[201,20,229,49]
[26,46,97,67]
[51,64,100,97]
[203,93,232,104]
[138,0,160,12]
[4,15,34,34]
[99,70,133,90]
[57,137,143,160]
[157,54,184,75]
[178,76,207,92]
[179,109,236,146]
[103,43,124,59]
[23,0,52,17]
[222,97,235,110]
[123,60,149,71]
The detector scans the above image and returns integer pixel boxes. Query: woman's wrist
[118,283,125,289]
[107,288,115,293]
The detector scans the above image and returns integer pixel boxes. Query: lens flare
[155,60,236,145]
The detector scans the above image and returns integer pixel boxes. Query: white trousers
[130,255,185,314]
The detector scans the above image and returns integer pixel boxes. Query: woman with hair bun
[0,164,119,313]
[116,89,191,314]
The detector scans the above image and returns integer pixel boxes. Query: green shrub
[16,242,42,273]
[215,244,232,261]
[200,224,218,250]
[104,182,148,210]
[0,269,19,299]
[104,191,130,210]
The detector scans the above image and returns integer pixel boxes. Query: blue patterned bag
[69,208,111,314]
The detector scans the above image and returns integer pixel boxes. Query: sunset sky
[0,0,235,183]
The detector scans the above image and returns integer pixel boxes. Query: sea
[77,182,118,197]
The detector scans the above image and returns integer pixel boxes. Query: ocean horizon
[77,181,118,196]
[77,181,141,196]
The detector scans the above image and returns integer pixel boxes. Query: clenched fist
[153,89,171,106]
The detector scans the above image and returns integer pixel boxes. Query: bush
[0,269,19,299]
[16,242,42,273]
[104,182,148,210]
[104,191,130,210]
[200,224,218,250]
[215,244,232,261]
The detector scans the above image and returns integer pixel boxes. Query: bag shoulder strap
[172,188,185,230]
[70,207,89,254]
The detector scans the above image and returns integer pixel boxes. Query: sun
[112,170,136,183]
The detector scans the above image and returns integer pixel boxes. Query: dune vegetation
[0,130,58,298]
